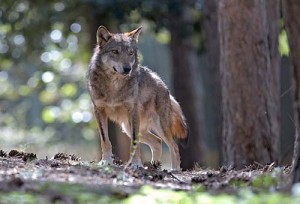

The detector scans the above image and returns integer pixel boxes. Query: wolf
[86,26,188,170]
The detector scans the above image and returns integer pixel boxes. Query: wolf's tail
[170,95,188,146]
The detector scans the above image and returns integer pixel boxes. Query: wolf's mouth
[113,66,118,72]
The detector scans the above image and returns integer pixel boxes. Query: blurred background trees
[0,0,296,170]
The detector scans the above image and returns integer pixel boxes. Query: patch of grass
[103,165,114,174]
[229,178,248,188]
[0,182,123,204]
[124,186,300,204]
[251,174,279,190]
[1,183,300,204]
[0,192,49,204]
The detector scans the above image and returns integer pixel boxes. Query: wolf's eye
[111,50,119,54]
[128,51,134,56]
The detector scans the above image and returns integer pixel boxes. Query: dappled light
[0,1,94,159]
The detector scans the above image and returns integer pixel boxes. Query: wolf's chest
[89,80,132,101]
[94,98,134,123]
[94,98,121,108]
[94,92,134,106]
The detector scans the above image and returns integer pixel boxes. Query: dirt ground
[0,149,291,203]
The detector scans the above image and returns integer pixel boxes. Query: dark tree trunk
[169,5,206,169]
[203,0,222,166]
[282,0,300,183]
[265,0,281,162]
[218,0,280,169]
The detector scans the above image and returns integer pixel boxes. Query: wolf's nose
[123,67,131,74]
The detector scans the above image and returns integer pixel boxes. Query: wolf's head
[95,26,142,76]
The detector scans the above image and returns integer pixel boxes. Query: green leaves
[252,174,278,189]
[1,184,299,204]
[279,30,290,56]
[42,106,59,123]
[124,185,300,204]
[60,83,78,97]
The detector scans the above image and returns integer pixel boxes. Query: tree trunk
[265,0,281,162]
[218,0,280,169]
[169,5,206,169]
[282,0,300,183]
[203,0,222,166]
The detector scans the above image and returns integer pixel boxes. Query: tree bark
[265,0,281,162]
[282,0,300,183]
[203,0,222,166]
[169,4,206,169]
[218,0,280,169]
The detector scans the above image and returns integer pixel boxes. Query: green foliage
[0,192,47,204]
[193,184,205,192]
[279,30,290,56]
[0,182,121,204]
[125,186,195,204]
[230,178,247,188]
[251,173,280,190]
[60,83,78,97]
[156,29,171,44]
[1,183,300,204]
[42,106,56,123]
[0,0,93,146]
[124,186,300,204]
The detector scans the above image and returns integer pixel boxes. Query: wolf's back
[170,96,188,145]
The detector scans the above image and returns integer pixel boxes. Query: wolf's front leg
[125,106,141,168]
[93,106,113,166]
[130,143,143,168]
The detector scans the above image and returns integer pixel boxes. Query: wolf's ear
[97,26,113,47]
[126,26,142,42]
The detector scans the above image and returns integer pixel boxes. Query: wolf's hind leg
[158,122,181,170]
[140,132,162,162]
[165,137,181,171]
[93,106,113,166]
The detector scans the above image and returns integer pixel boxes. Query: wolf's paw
[169,169,181,174]
[124,159,143,170]
[129,160,143,169]
[98,159,113,167]
[169,168,182,173]
[131,163,143,169]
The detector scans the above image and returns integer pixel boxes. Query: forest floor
[0,149,299,204]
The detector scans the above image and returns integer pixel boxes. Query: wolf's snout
[123,66,131,74]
